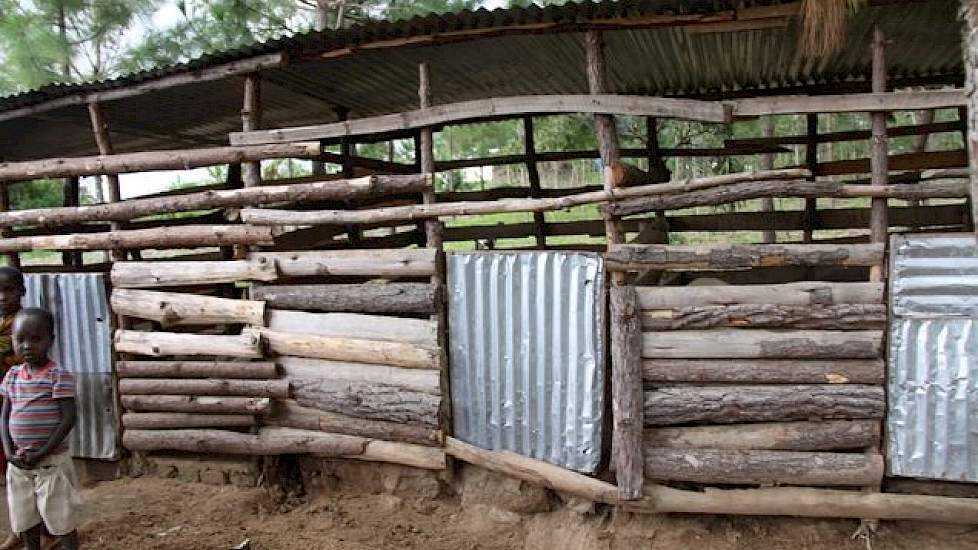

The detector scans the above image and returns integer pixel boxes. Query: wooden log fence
[251,283,436,314]
[111,289,266,327]
[608,244,884,272]
[0,225,272,253]
[111,258,277,288]
[251,248,437,278]
[117,361,278,379]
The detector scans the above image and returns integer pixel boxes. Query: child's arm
[22,397,75,467]
[1,397,26,470]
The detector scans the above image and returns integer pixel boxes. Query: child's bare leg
[21,525,42,550]
[57,530,78,550]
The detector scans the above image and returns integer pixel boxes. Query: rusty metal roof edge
[0,0,937,116]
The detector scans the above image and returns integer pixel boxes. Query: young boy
[0,268,24,550]
[0,309,79,550]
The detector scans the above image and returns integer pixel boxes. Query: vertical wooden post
[0,185,19,269]
[241,74,262,188]
[803,113,819,244]
[869,27,889,282]
[963,1,978,238]
[523,117,547,249]
[585,30,643,500]
[62,177,82,267]
[645,117,670,245]
[760,117,777,244]
[87,102,126,262]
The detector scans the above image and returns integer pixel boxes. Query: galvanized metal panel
[24,274,118,459]
[448,251,604,473]
[888,234,978,481]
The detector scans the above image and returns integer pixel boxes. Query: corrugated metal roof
[447,251,605,473]
[24,274,118,460]
[0,0,960,163]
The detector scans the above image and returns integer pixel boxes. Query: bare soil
[2,477,978,549]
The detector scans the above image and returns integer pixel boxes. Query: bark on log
[122,412,256,429]
[644,448,884,487]
[267,309,436,347]
[605,179,967,216]
[251,283,436,314]
[288,376,439,429]
[729,90,965,117]
[642,329,883,359]
[121,395,271,414]
[642,359,885,385]
[870,27,889,282]
[0,225,272,253]
[111,258,277,288]
[607,244,884,272]
[262,328,438,369]
[240,171,810,226]
[111,289,266,327]
[642,304,886,330]
[267,400,440,447]
[123,427,447,469]
[636,282,884,309]
[119,378,290,398]
[643,385,885,426]
[0,174,429,229]
[114,328,263,359]
[116,361,277,379]
[252,249,436,277]
[0,142,321,181]
[279,356,440,394]
[644,420,881,451]
[610,285,644,500]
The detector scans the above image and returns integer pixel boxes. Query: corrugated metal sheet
[24,274,118,460]
[0,0,962,161]
[448,251,604,473]
[887,234,978,481]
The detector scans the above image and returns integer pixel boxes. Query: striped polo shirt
[0,361,75,454]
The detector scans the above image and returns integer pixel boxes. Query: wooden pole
[0,184,19,269]
[869,27,889,282]
[803,113,819,243]
[524,117,547,249]
[62,177,82,267]
[241,74,262,188]
[610,285,643,499]
[645,116,670,246]
[87,101,125,262]
[760,117,777,243]
[585,31,624,248]
[962,1,978,238]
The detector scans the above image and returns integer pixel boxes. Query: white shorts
[6,452,81,535]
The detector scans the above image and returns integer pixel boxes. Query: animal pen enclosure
[1,0,978,526]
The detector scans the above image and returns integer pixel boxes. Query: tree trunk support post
[646,116,670,244]
[760,117,777,244]
[963,2,978,239]
[803,113,819,243]
[585,30,643,500]
[0,185,19,269]
[417,62,450,444]
[524,117,547,249]
[869,27,889,283]
[62,177,83,268]
[87,101,126,262]
[241,73,263,188]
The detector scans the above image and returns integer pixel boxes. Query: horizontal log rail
[642,359,885,385]
[643,329,883,359]
[121,412,257,430]
[114,328,264,359]
[116,361,278,379]
[119,378,290,398]
[725,119,964,148]
[111,258,277,288]
[268,400,441,447]
[121,395,271,414]
[0,174,429,228]
[240,169,808,226]
[644,420,882,451]
[252,283,436,314]
[230,94,731,145]
[635,282,884,308]
[606,243,885,272]
[729,89,965,117]
[642,303,886,330]
[0,225,272,253]
[0,142,321,181]
[111,289,266,327]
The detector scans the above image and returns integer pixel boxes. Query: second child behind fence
[1,309,80,550]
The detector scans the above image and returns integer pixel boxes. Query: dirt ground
[0,477,972,550]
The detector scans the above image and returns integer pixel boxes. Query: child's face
[12,315,52,367]
[0,273,23,316]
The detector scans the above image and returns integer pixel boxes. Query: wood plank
[111,259,277,288]
[642,359,885,384]
[267,309,436,347]
[644,448,884,487]
[610,285,644,500]
[818,150,967,177]
[643,385,885,426]
[644,420,881,451]
[118,378,290,398]
[730,90,965,117]
[262,328,438,369]
[116,361,277,379]
[230,94,730,146]
[121,413,256,429]
[120,395,271,414]
[111,289,266,327]
[608,244,884,272]
[267,400,440,447]
[252,248,436,277]
[642,304,886,330]
[642,329,883,359]
[251,283,436,314]
[114,328,263,359]
[636,282,884,308]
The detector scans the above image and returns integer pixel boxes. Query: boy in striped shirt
[0,309,79,550]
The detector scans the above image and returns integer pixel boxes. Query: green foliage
[9,180,63,210]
